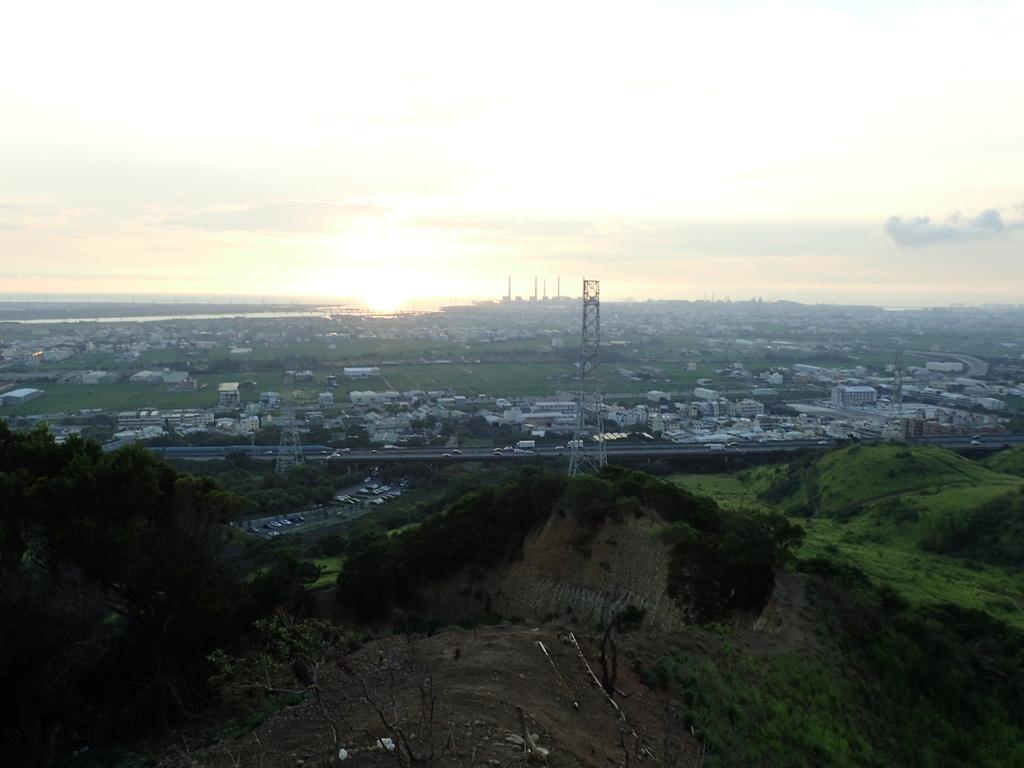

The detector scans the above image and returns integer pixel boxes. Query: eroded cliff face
[415,509,691,632]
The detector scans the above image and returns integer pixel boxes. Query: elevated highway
[152,434,1024,464]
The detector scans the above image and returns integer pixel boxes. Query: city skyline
[2,0,1022,310]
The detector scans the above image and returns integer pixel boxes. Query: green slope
[671,444,1024,630]
[811,443,1017,516]
[984,445,1024,478]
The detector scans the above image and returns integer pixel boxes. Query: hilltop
[748,441,1021,519]
[679,443,1024,623]
[174,468,815,768]
[13,435,1022,768]
[160,461,1024,768]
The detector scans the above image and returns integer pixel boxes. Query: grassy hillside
[671,444,1024,630]
[984,445,1024,478]
[644,576,1024,768]
[812,443,1016,515]
[741,442,1019,518]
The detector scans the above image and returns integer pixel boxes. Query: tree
[0,422,301,764]
[662,508,805,621]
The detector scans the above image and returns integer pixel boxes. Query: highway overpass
[151,434,1024,464]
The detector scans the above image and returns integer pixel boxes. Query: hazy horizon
[2,289,1022,313]
[3,1,1022,310]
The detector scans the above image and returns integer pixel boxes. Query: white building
[1,388,44,405]
[218,382,241,408]
[733,398,764,418]
[344,367,381,378]
[831,385,878,407]
[240,414,261,431]
[82,370,121,385]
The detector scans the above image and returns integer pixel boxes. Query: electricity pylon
[889,339,904,440]
[275,390,305,474]
[569,279,607,476]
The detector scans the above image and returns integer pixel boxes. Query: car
[971,439,982,445]
[247,527,258,533]
[452,449,462,455]
[268,531,280,537]
[442,453,451,457]
[817,440,829,445]
[262,523,273,529]
[370,449,378,454]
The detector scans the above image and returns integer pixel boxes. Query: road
[174,434,1024,468]
[906,350,989,378]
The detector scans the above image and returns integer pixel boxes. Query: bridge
[150,434,1024,463]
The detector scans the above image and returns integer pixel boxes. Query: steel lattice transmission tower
[275,391,305,474]
[569,279,607,476]
[889,339,904,439]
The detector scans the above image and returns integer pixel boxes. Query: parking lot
[240,477,410,537]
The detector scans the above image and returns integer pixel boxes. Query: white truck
[516,440,536,450]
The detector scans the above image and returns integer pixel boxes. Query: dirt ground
[167,624,692,768]
[161,570,817,768]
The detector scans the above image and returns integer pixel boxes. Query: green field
[377,362,572,397]
[0,373,340,417]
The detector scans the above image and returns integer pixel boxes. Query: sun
[360,287,407,313]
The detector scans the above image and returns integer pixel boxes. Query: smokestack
[534,276,538,300]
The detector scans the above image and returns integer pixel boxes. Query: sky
[1,0,1022,310]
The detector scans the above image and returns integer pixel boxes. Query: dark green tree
[0,423,299,764]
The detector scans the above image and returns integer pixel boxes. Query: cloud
[884,207,1023,247]
[969,208,1004,231]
